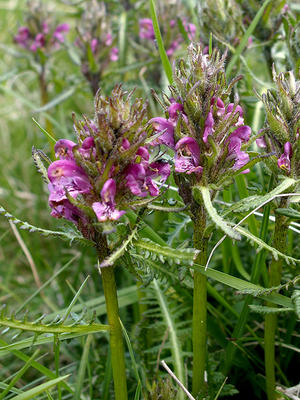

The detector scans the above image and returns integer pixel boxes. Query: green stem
[264,199,289,400]
[99,259,128,400]
[192,206,209,398]
[39,65,55,153]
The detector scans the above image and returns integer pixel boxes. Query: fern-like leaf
[0,206,93,246]
[195,186,241,240]
[235,226,299,265]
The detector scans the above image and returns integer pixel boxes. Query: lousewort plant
[257,68,300,400]
[151,44,263,398]
[75,0,119,95]
[36,85,170,400]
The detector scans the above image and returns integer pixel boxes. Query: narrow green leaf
[149,0,173,84]
[153,279,185,400]
[34,87,76,113]
[32,117,56,143]
[191,264,293,309]
[10,375,70,400]
[75,335,93,400]
[249,305,294,314]
[0,350,40,400]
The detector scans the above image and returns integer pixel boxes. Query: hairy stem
[192,205,208,398]
[264,199,289,400]
[98,239,128,400]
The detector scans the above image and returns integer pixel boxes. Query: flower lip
[176,136,200,164]
[54,139,76,160]
[149,117,175,148]
[278,142,292,173]
[101,178,116,204]
[48,159,89,182]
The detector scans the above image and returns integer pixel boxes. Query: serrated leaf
[0,316,109,335]
[235,226,299,265]
[275,208,300,220]
[100,228,138,267]
[224,177,298,215]
[0,206,93,247]
[134,238,199,264]
[249,305,293,314]
[195,186,241,240]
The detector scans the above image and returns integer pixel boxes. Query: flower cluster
[14,1,69,54]
[75,0,118,94]
[46,85,170,239]
[150,45,253,205]
[139,16,196,57]
[257,68,299,178]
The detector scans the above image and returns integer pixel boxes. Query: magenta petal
[203,111,214,143]
[92,202,125,222]
[230,125,251,142]
[139,19,155,40]
[278,142,292,172]
[136,146,150,162]
[168,102,184,120]
[150,117,175,148]
[256,136,267,148]
[55,139,76,160]
[149,162,170,183]
[48,160,88,182]
[175,137,200,165]
[55,23,70,33]
[110,47,119,61]
[101,179,116,204]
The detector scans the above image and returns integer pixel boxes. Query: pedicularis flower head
[75,0,118,94]
[151,44,254,204]
[257,68,300,178]
[14,1,69,54]
[45,85,170,241]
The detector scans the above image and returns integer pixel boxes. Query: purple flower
[50,199,84,224]
[14,26,30,47]
[256,136,267,148]
[227,135,250,173]
[149,117,175,148]
[55,139,76,160]
[110,47,119,62]
[91,38,98,54]
[229,125,251,142]
[139,18,155,40]
[203,111,214,143]
[175,137,203,175]
[53,23,69,43]
[278,142,292,173]
[92,179,125,222]
[126,160,170,197]
[168,102,184,120]
[105,33,113,46]
[166,39,181,57]
[226,103,244,126]
[48,160,92,198]
[30,33,45,51]
[184,22,196,40]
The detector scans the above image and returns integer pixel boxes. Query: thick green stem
[100,264,128,400]
[192,206,208,398]
[264,200,288,400]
